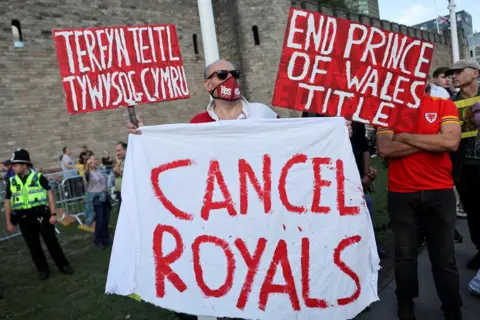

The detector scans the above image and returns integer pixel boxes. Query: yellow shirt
[75,163,85,176]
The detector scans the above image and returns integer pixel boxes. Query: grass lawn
[0,158,391,320]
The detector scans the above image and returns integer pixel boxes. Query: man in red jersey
[376,90,462,320]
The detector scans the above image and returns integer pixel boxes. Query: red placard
[52,24,190,114]
[272,8,434,130]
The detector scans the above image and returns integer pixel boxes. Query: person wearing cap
[4,149,74,280]
[446,58,480,270]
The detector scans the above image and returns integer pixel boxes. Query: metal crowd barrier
[46,169,118,226]
[0,190,22,241]
[0,167,118,242]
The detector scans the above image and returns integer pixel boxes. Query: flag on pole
[438,15,450,25]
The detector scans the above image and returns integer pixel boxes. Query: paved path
[356,219,480,319]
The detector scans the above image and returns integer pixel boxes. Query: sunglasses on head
[207,69,241,80]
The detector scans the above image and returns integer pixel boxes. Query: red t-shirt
[377,95,460,193]
[190,111,216,123]
[190,102,280,123]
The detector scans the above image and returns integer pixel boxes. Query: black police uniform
[5,149,73,280]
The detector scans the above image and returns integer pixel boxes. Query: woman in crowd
[83,155,112,248]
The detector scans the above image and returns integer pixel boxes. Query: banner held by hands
[52,24,190,120]
[106,118,380,320]
[127,106,138,128]
[272,8,434,132]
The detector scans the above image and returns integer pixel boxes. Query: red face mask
[210,76,242,101]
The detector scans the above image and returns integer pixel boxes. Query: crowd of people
[58,143,127,241]
[1,55,479,319]
[0,142,127,287]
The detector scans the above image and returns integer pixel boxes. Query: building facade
[414,10,472,59]
[414,10,473,41]
[1,0,452,168]
[468,32,480,63]
[345,0,379,18]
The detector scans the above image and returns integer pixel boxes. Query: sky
[379,0,479,32]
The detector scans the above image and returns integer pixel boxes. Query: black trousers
[455,164,480,250]
[116,191,122,208]
[388,190,462,310]
[18,212,69,272]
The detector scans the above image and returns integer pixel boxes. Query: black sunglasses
[207,69,241,80]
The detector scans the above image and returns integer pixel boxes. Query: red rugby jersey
[377,95,460,193]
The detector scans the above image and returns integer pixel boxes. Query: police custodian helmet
[11,148,32,165]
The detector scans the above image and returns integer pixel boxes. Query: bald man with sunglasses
[128,59,352,131]
[128,59,278,130]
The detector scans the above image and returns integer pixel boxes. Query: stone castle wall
[0,0,453,168]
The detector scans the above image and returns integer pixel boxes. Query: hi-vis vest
[9,172,48,210]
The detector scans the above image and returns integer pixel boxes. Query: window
[11,19,24,48]
[476,46,480,57]
[252,26,260,46]
[471,50,474,57]
[192,34,199,55]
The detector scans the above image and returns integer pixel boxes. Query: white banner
[106,117,380,320]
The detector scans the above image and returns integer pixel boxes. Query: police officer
[4,149,74,280]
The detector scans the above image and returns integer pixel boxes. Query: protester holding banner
[128,59,353,134]
[128,59,278,130]
[4,149,74,280]
[125,58,353,320]
[190,59,278,122]
[376,93,462,319]
[447,59,480,271]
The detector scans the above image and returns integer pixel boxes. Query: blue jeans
[470,270,480,294]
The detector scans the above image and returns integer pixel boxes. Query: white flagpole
[433,0,440,34]
[196,1,219,318]
[449,0,460,62]
[198,0,220,66]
